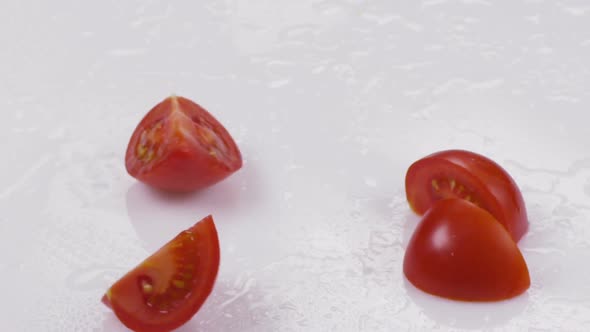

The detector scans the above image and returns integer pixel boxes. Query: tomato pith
[405,150,528,242]
[103,215,220,332]
[403,199,530,302]
[125,95,242,192]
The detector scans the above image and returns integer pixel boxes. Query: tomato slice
[405,149,528,242]
[103,215,220,332]
[404,198,530,302]
[125,95,242,192]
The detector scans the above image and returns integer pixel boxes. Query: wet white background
[2,1,590,331]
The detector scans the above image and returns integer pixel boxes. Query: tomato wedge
[404,199,530,301]
[125,95,242,192]
[103,215,220,332]
[405,150,528,242]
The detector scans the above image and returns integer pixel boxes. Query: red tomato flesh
[103,215,220,332]
[126,96,242,192]
[404,199,530,302]
[405,149,528,242]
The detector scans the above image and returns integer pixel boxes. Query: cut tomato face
[103,215,220,332]
[405,149,528,242]
[126,95,242,192]
[404,198,530,302]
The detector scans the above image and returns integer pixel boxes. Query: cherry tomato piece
[126,95,242,192]
[103,215,220,332]
[405,149,528,242]
[404,199,530,302]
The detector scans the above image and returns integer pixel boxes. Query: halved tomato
[126,95,242,192]
[404,198,530,301]
[103,215,220,332]
[405,150,528,242]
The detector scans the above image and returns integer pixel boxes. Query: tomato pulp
[404,199,530,301]
[125,95,242,192]
[405,149,528,242]
[103,215,220,332]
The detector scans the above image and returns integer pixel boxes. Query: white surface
[2,1,590,331]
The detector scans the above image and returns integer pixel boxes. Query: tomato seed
[141,280,153,294]
[172,280,185,289]
[431,179,440,191]
[456,185,464,194]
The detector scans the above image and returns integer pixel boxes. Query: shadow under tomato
[175,278,282,332]
[401,211,421,249]
[403,278,529,330]
[101,310,131,332]
[125,161,261,252]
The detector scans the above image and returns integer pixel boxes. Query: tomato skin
[104,216,220,332]
[125,96,242,192]
[404,199,530,302]
[405,149,528,242]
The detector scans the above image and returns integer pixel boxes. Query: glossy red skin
[126,96,242,192]
[405,150,528,242]
[103,216,220,332]
[404,199,530,302]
